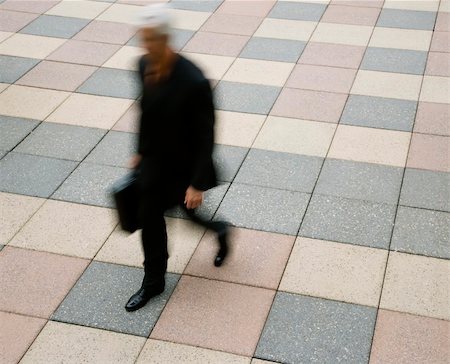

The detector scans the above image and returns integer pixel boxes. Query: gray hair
[135,3,171,36]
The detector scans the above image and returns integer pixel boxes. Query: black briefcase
[112,171,141,233]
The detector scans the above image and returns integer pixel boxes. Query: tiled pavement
[0,0,449,363]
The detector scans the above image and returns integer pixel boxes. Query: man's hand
[185,185,204,210]
[129,154,142,169]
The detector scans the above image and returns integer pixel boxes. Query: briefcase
[112,171,141,233]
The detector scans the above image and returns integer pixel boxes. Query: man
[125,5,229,312]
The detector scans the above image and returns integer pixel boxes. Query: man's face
[140,27,168,63]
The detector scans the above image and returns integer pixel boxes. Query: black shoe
[125,284,164,312]
[214,224,229,267]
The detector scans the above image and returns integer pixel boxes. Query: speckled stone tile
[85,131,136,168]
[430,31,449,53]
[183,31,249,57]
[420,75,450,104]
[0,0,59,14]
[0,246,89,318]
[0,55,40,83]
[45,0,110,20]
[0,115,38,151]
[391,206,450,259]
[298,42,365,69]
[240,37,305,63]
[170,0,222,12]
[361,47,428,75]
[315,159,403,204]
[0,10,38,32]
[400,168,450,212]
[52,261,180,337]
[73,20,135,45]
[414,102,449,136]
[77,68,140,100]
[15,122,106,161]
[0,152,77,198]
[407,133,449,172]
[370,310,450,364]
[0,33,66,59]
[151,276,275,356]
[112,102,140,133]
[255,292,377,364]
[268,1,326,21]
[377,8,437,30]
[341,95,417,131]
[214,81,281,115]
[20,321,146,364]
[215,183,309,235]
[253,18,316,42]
[311,23,373,47]
[300,194,396,249]
[235,148,323,193]
[321,4,380,25]
[19,14,90,38]
[200,13,263,36]
[52,162,128,208]
[425,51,450,77]
[213,144,248,182]
[170,29,196,51]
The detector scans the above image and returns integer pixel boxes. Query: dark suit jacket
[136,55,217,201]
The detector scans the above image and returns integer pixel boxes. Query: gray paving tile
[392,206,450,259]
[19,15,90,38]
[52,162,129,208]
[377,8,437,30]
[213,144,248,182]
[315,159,403,204]
[0,55,40,83]
[235,148,323,193]
[341,95,417,132]
[0,151,6,160]
[0,115,39,151]
[214,81,281,115]
[77,68,140,100]
[128,29,195,52]
[52,261,180,337]
[0,152,77,198]
[240,37,306,63]
[15,123,106,161]
[269,1,326,21]
[300,194,396,249]
[170,0,222,12]
[85,131,136,167]
[214,183,310,235]
[400,169,450,212]
[256,292,377,364]
[361,47,427,75]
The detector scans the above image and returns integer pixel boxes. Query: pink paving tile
[112,102,140,133]
[183,31,249,56]
[151,276,275,356]
[0,0,59,14]
[16,60,97,92]
[46,40,121,66]
[370,310,450,364]
[406,133,449,172]
[0,312,47,364]
[200,13,263,36]
[299,42,366,69]
[0,246,89,318]
[0,10,38,32]
[185,228,295,289]
[430,31,450,53]
[271,88,348,123]
[286,64,357,94]
[414,102,450,136]
[425,52,450,77]
[435,12,449,31]
[73,21,136,45]
[330,0,383,8]
[321,5,380,26]
[216,0,276,17]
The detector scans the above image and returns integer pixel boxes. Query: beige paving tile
[407,133,450,172]
[0,83,9,93]
[420,76,450,104]
[0,31,13,43]
[97,3,142,24]
[435,12,450,31]
[45,0,110,19]
[9,200,117,259]
[430,31,450,53]
[0,312,47,364]
[216,0,276,17]
[169,8,212,31]
[439,0,450,12]
[425,52,450,77]
[112,102,140,133]
[0,246,89,318]
[183,31,250,57]
[73,21,136,45]
[46,93,133,129]
[254,116,336,156]
[201,12,263,36]
[0,85,69,120]
[251,360,277,364]
[181,52,235,80]
[414,102,450,136]
[310,23,373,46]
[103,46,144,71]
[21,321,146,364]
[254,18,317,41]
[351,70,422,101]
[321,4,380,26]
[383,0,440,11]
[299,42,365,69]
[0,192,45,245]
[280,237,387,307]
[215,111,266,148]
[223,58,294,87]
[329,125,411,167]
[370,310,450,364]
[331,0,382,6]
[370,27,432,51]
[380,252,450,320]
[0,33,66,59]
[137,339,251,364]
